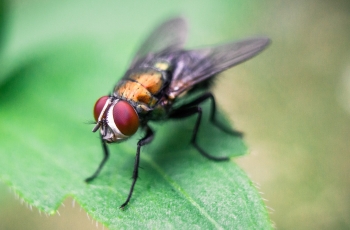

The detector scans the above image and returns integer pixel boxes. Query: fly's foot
[85,177,95,183]
[119,202,128,210]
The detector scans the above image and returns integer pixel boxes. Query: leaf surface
[0,1,271,229]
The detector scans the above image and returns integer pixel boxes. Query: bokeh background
[0,0,350,229]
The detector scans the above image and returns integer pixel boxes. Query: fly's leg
[169,105,229,161]
[120,125,154,209]
[178,92,243,137]
[85,134,110,182]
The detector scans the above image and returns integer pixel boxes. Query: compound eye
[93,96,109,121]
[113,100,139,136]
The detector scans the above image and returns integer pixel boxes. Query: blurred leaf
[0,0,7,51]
[0,41,271,228]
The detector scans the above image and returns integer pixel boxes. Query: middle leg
[176,92,243,137]
[169,105,229,161]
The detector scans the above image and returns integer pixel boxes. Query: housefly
[86,17,270,209]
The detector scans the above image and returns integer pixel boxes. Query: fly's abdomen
[114,68,166,111]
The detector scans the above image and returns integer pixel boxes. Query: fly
[85,17,270,209]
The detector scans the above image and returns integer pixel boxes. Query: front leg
[85,134,110,182]
[120,125,154,209]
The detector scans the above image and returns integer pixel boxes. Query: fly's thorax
[129,69,164,94]
[114,67,169,113]
[114,80,157,108]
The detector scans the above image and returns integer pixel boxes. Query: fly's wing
[167,37,270,98]
[128,17,188,69]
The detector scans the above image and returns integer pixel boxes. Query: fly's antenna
[92,122,101,132]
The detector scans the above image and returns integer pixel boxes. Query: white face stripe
[97,97,112,122]
[92,97,112,132]
[106,100,129,140]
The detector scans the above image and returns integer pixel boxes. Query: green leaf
[0,42,271,229]
[0,1,271,229]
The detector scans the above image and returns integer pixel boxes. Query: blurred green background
[0,0,350,229]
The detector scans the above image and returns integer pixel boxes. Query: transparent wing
[129,17,188,69]
[167,37,270,97]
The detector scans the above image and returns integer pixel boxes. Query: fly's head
[92,96,140,143]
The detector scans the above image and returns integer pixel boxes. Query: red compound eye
[93,96,109,121]
[113,101,139,136]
